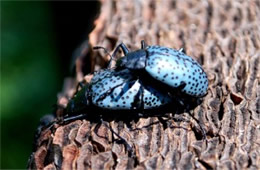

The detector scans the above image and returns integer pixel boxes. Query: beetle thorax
[121,49,147,70]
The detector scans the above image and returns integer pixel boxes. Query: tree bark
[28,0,260,169]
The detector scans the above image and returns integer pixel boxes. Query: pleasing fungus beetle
[112,41,208,97]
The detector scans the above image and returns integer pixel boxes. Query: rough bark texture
[28,0,260,169]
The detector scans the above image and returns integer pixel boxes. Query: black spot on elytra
[163,74,168,78]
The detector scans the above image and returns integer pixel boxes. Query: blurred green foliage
[1,2,63,168]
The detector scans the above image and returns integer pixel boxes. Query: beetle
[107,40,208,98]
[66,68,173,114]
[64,41,208,140]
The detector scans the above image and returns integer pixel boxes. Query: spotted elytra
[66,68,173,113]
[112,41,208,97]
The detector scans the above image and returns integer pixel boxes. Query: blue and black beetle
[37,41,209,153]
[110,41,208,97]
[67,41,209,114]
[66,68,173,114]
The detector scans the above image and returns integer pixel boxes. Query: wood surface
[28,0,260,169]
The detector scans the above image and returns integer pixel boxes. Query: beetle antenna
[93,46,114,67]
[93,46,112,59]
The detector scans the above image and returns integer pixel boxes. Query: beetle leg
[98,118,136,158]
[169,96,207,139]
[187,111,207,140]
[62,113,88,122]
[93,115,136,158]
[75,81,86,93]
[141,40,147,49]
[199,91,208,97]
[171,95,207,140]
[37,113,88,137]
[167,81,186,99]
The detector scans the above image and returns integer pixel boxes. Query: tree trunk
[28,0,260,169]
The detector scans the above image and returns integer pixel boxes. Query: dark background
[1,1,99,168]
